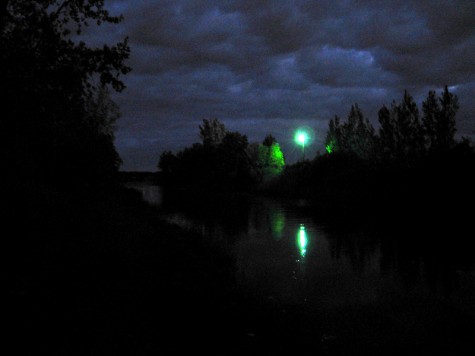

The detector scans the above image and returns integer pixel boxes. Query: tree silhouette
[423,86,458,153]
[377,105,397,160]
[262,134,277,147]
[396,90,425,158]
[159,120,259,190]
[378,91,425,163]
[1,0,130,185]
[325,105,375,159]
[375,87,460,163]
[199,118,227,147]
[345,104,376,159]
[325,115,342,154]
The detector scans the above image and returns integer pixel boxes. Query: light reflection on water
[127,183,475,311]
[297,224,308,258]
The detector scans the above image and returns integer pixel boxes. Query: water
[127,182,475,313]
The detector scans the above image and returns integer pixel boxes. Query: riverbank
[5,182,475,355]
[6,183,345,355]
[5,183,242,354]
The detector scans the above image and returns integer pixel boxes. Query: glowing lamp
[294,129,311,160]
[295,131,308,146]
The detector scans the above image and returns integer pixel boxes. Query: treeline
[158,87,474,214]
[158,118,285,191]
[1,1,130,188]
[324,86,464,163]
[267,87,475,220]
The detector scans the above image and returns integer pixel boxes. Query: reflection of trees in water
[161,188,475,297]
[391,222,475,296]
[325,229,380,273]
[247,199,286,239]
[160,189,252,239]
[321,220,475,297]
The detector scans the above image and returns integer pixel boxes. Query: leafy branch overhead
[1,0,131,184]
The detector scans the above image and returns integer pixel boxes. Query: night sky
[89,0,475,171]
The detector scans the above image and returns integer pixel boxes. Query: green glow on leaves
[258,142,285,179]
[298,224,308,257]
[271,144,285,165]
[326,140,335,154]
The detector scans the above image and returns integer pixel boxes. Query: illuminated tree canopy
[257,135,285,180]
[325,141,335,154]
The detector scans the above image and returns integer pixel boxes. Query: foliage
[375,87,461,165]
[1,0,130,185]
[159,119,257,190]
[324,104,376,160]
[422,86,458,153]
[325,116,341,154]
[159,122,287,190]
[377,91,425,163]
[257,137,285,180]
[262,134,277,147]
[199,118,226,147]
[271,87,474,216]
[325,87,464,165]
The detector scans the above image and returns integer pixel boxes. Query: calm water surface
[127,182,475,315]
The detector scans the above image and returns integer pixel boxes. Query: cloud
[89,0,475,171]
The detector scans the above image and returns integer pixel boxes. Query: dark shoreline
[6,181,475,355]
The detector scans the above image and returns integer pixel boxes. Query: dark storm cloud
[94,0,475,170]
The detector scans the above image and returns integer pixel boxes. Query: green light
[298,224,308,257]
[294,128,313,160]
[295,131,308,146]
[325,139,335,154]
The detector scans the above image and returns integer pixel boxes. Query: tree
[395,90,425,158]
[199,118,227,147]
[422,86,458,152]
[377,104,397,160]
[257,135,285,180]
[219,132,253,185]
[84,86,121,138]
[159,121,259,190]
[262,134,277,147]
[378,91,424,163]
[1,0,130,184]
[324,116,342,154]
[324,105,375,159]
[438,86,458,150]
[158,151,177,174]
[344,104,376,159]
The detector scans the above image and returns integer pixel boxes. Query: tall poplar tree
[423,86,458,152]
